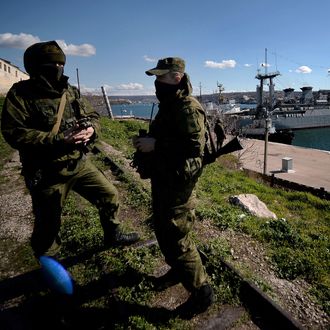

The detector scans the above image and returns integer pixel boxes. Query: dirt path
[0,151,35,279]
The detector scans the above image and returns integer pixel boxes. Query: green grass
[197,159,330,313]
[1,111,329,326]
[99,117,148,158]
[97,118,330,314]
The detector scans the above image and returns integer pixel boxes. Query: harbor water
[111,103,330,152]
[112,103,158,121]
[292,127,330,152]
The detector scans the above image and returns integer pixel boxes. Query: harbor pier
[238,138,330,194]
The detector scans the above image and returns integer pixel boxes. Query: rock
[229,194,277,219]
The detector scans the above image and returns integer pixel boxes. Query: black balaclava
[38,63,64,82]
[154,80,180,102]
[24,41,66,86]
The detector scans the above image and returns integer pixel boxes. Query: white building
[0,58,29,95]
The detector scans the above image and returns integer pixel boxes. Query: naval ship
[233,70,330,143]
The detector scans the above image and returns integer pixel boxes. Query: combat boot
[104,227,140,247]
[151,268,180,291]
[33,235,62,259]
[174,283,214,319]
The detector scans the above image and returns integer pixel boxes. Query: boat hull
[272,108,330,130]
[239,107,330,131]
[244,131,294,144]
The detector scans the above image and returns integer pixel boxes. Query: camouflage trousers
[151,171,208,291]
[25,157,120,257]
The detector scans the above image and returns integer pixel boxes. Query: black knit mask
[39,63,64,83]
[154,80,180,102]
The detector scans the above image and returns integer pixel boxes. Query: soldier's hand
[72,126,94,144]
[64,126,94,144]
[63,126,78,144]
[134,137,156,152]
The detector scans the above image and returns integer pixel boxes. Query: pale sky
[1,0,329,96]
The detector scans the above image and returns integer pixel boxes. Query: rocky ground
[0,147,329,329]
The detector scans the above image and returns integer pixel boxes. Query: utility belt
[23,154,86,190]
[50,154,85,174]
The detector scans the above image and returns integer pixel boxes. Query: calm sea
[111,103,158,121]
[111,103,330,152]
[292,127,330,152]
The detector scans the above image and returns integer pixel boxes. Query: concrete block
[282,157,294,172]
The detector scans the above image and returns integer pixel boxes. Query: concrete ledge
[243,168,330,200]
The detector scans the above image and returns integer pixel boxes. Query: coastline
[109,103,330,152]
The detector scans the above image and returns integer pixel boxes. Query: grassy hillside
[100,118,329,315]
[0,109,328,328]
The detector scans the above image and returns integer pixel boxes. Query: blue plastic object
[39,256,74,295]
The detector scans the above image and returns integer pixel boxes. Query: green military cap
[24,40,66,75]
[146,57,185,76]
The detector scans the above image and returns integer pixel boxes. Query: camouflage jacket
[149,74,206,179]
[1,76,100,176]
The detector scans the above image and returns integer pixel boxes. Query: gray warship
[234,70,330,143]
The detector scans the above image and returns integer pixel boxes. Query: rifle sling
[51,92,67,135]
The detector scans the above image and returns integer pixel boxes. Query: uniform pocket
[178,157,203,182]
[33,100,57,128]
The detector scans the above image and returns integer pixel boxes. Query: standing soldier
[214,118,226,150]
[133,57,214,317]
[1,41,139,258]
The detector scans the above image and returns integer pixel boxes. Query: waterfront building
[0,58,29,95]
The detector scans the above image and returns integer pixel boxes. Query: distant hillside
[84,89,316,108]
[85,91,258,106]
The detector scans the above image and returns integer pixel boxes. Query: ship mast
[256,48,281,175]
[217,81,224,104]
[255,48,280,116]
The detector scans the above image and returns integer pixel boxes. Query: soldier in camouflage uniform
[133,57,214,317]
[214,118,226,150]
[1,41,139,258]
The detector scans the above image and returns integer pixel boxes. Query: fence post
[101,86,113,119]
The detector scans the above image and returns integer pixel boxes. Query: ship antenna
[265,48,268,75]
[217,81,224,104]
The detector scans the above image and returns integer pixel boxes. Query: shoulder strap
[51,92,67,135]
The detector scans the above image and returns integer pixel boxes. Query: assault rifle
[203,121,244,165]
[64,117,93,131]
